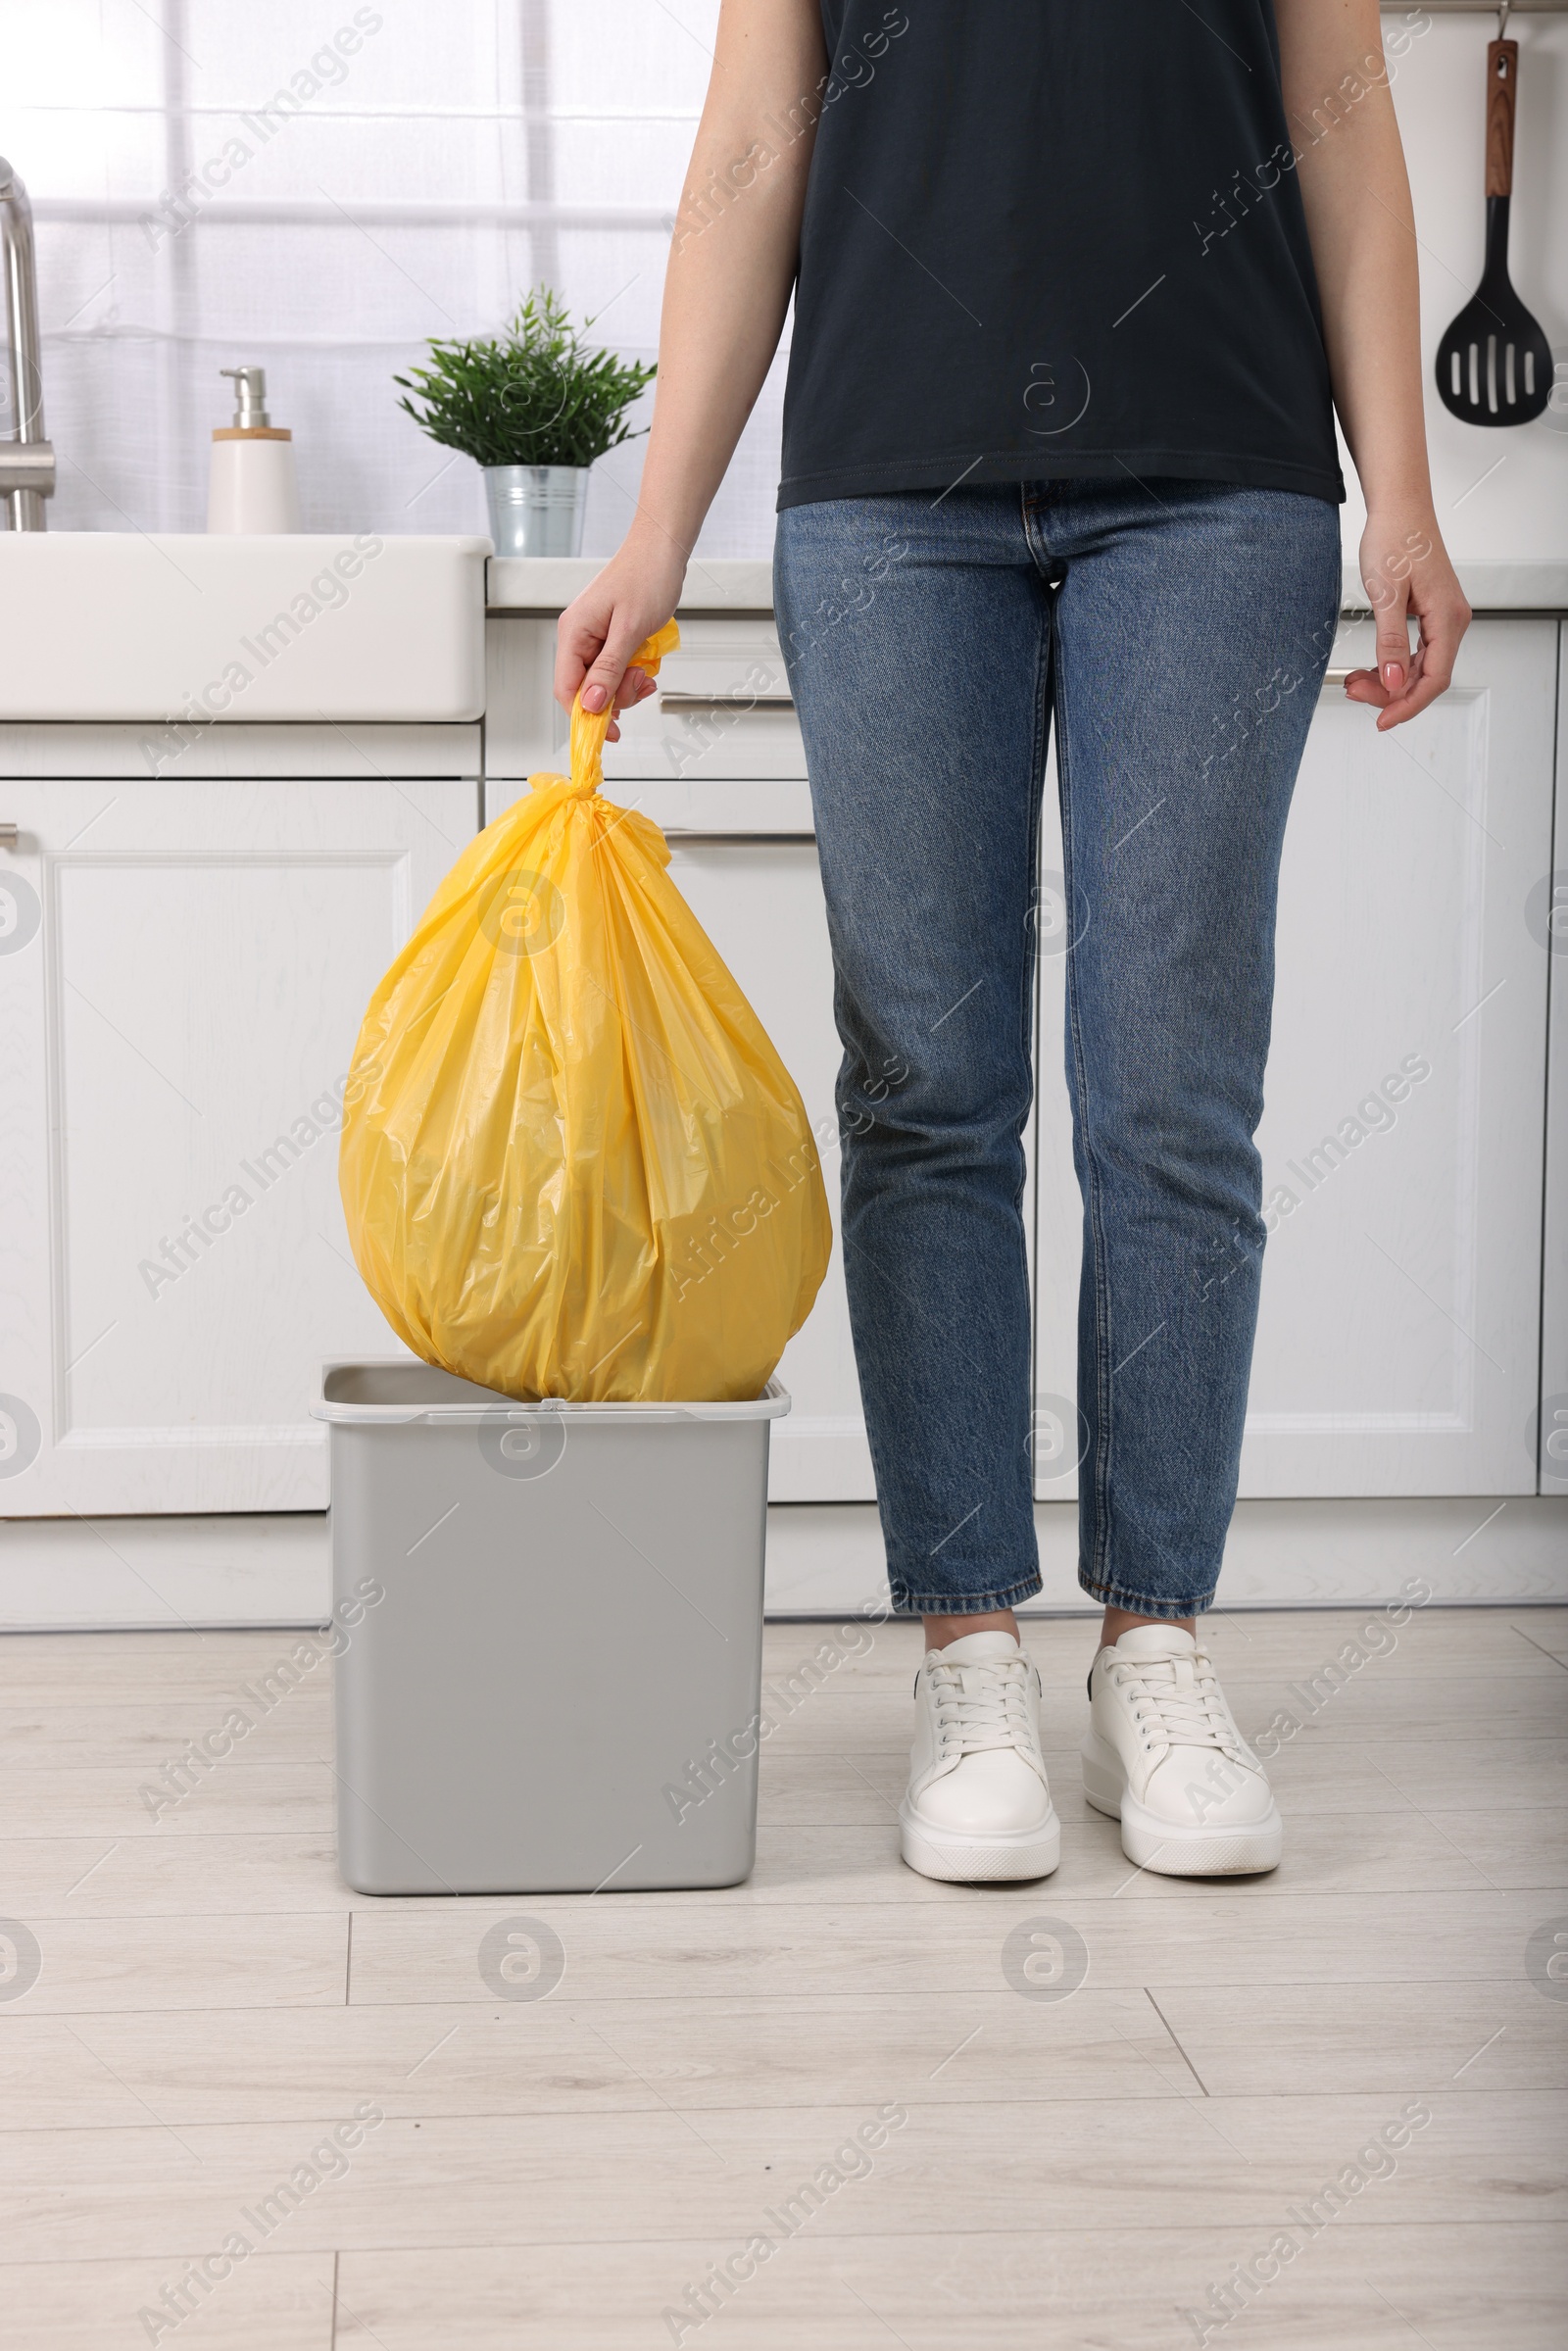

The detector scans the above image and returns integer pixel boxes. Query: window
[5,0,782,552]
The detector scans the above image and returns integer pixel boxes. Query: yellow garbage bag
[339,621,832,1403]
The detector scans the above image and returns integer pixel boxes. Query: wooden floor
[1,1605,1565,2348]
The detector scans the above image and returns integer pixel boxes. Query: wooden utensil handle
[1486,39,1517,198]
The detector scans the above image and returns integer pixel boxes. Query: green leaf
[393,287,657,468]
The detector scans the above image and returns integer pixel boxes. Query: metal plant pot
[482,464,590,558]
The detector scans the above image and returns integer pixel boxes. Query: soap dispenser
[207,367,301,532]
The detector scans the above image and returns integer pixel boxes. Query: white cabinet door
[1542,625,1568,1495]
[0,777,474,1515]
[1248,619,1554,1494]
[1032,619,1557,1498]
[663,838,873,1500]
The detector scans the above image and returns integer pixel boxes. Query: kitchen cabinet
[490,598,1561,1510]
[1035,619,1559,1498]
[4,572,1560,1550]
[1034,625,1560,1494]
[1246,619,1556,1494]
[0,774,475,1515]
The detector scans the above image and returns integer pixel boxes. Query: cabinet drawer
[600,619,806,782]
[628,777,814,837]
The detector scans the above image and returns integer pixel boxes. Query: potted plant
[395,288,656,557]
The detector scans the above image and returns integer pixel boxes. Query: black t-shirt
[777,0,1344,510]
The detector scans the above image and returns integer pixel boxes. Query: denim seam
[839,1226,915,1602]
[1053,604,1116,1601]
[892,1572,1046,1616]
[839,1227,1018,1617]
[1078,1569,1216,1621]
[1018,508,1054,1513]
[1021,608,1050,1070]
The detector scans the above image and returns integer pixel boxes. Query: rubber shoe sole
[1081,1731,1282,1878]
[898,1798,1060,1884]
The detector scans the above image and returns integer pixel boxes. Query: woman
[556,1,1468,1884]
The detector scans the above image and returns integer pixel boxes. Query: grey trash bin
[311,1359,789,1896]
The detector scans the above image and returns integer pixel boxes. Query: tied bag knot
[529,618,681,803]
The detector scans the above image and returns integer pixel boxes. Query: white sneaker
[1082,1625,1282,1876]
[899,1631,1061,1883]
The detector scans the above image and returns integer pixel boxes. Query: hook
[1497,0,1511,39]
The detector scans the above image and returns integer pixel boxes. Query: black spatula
[1436,37,1551,426]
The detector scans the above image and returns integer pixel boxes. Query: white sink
[0,532,490,722]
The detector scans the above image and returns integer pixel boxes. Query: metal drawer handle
[663,829,816,846]
[0,822,17,848]
[661,691,795,710]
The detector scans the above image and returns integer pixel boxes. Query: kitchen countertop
[487,557,775,612]
[488,556,1568,614]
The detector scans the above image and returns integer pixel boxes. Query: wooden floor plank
[0,1808,1513,1914]
[327,2225,1568,2351]
[1336,1738,1568,1811]
[0,1693,330,1770]
[1,2093,1560,2264]
[1196,1606,1568,1681]
[1146,1979,1568,2096]
[0,1911,348,2013]
[344,1888,1561,2003]
[1434,1807,1568,1889]
[0,1762,333,1838]
[9,1739,1558,1844]
[0,1633,341,1706]
[0,2251,334,2351]
[0,1989,1187,2129]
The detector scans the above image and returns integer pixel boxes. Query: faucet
[0,158,54,530]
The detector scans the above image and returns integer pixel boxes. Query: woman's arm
[555,0,827,731]
[1274,0,1470,727]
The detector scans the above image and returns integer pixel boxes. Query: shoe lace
[928,1654,1038,1756]
[1109,1645,1241,1757]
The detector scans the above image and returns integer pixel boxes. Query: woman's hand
[1276,0,1471,732]
[554,536,688,740]
[1344,510,1471,731]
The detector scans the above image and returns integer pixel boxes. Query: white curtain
[3,0,783,555]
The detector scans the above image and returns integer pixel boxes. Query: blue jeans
[773,480,1341,1620]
